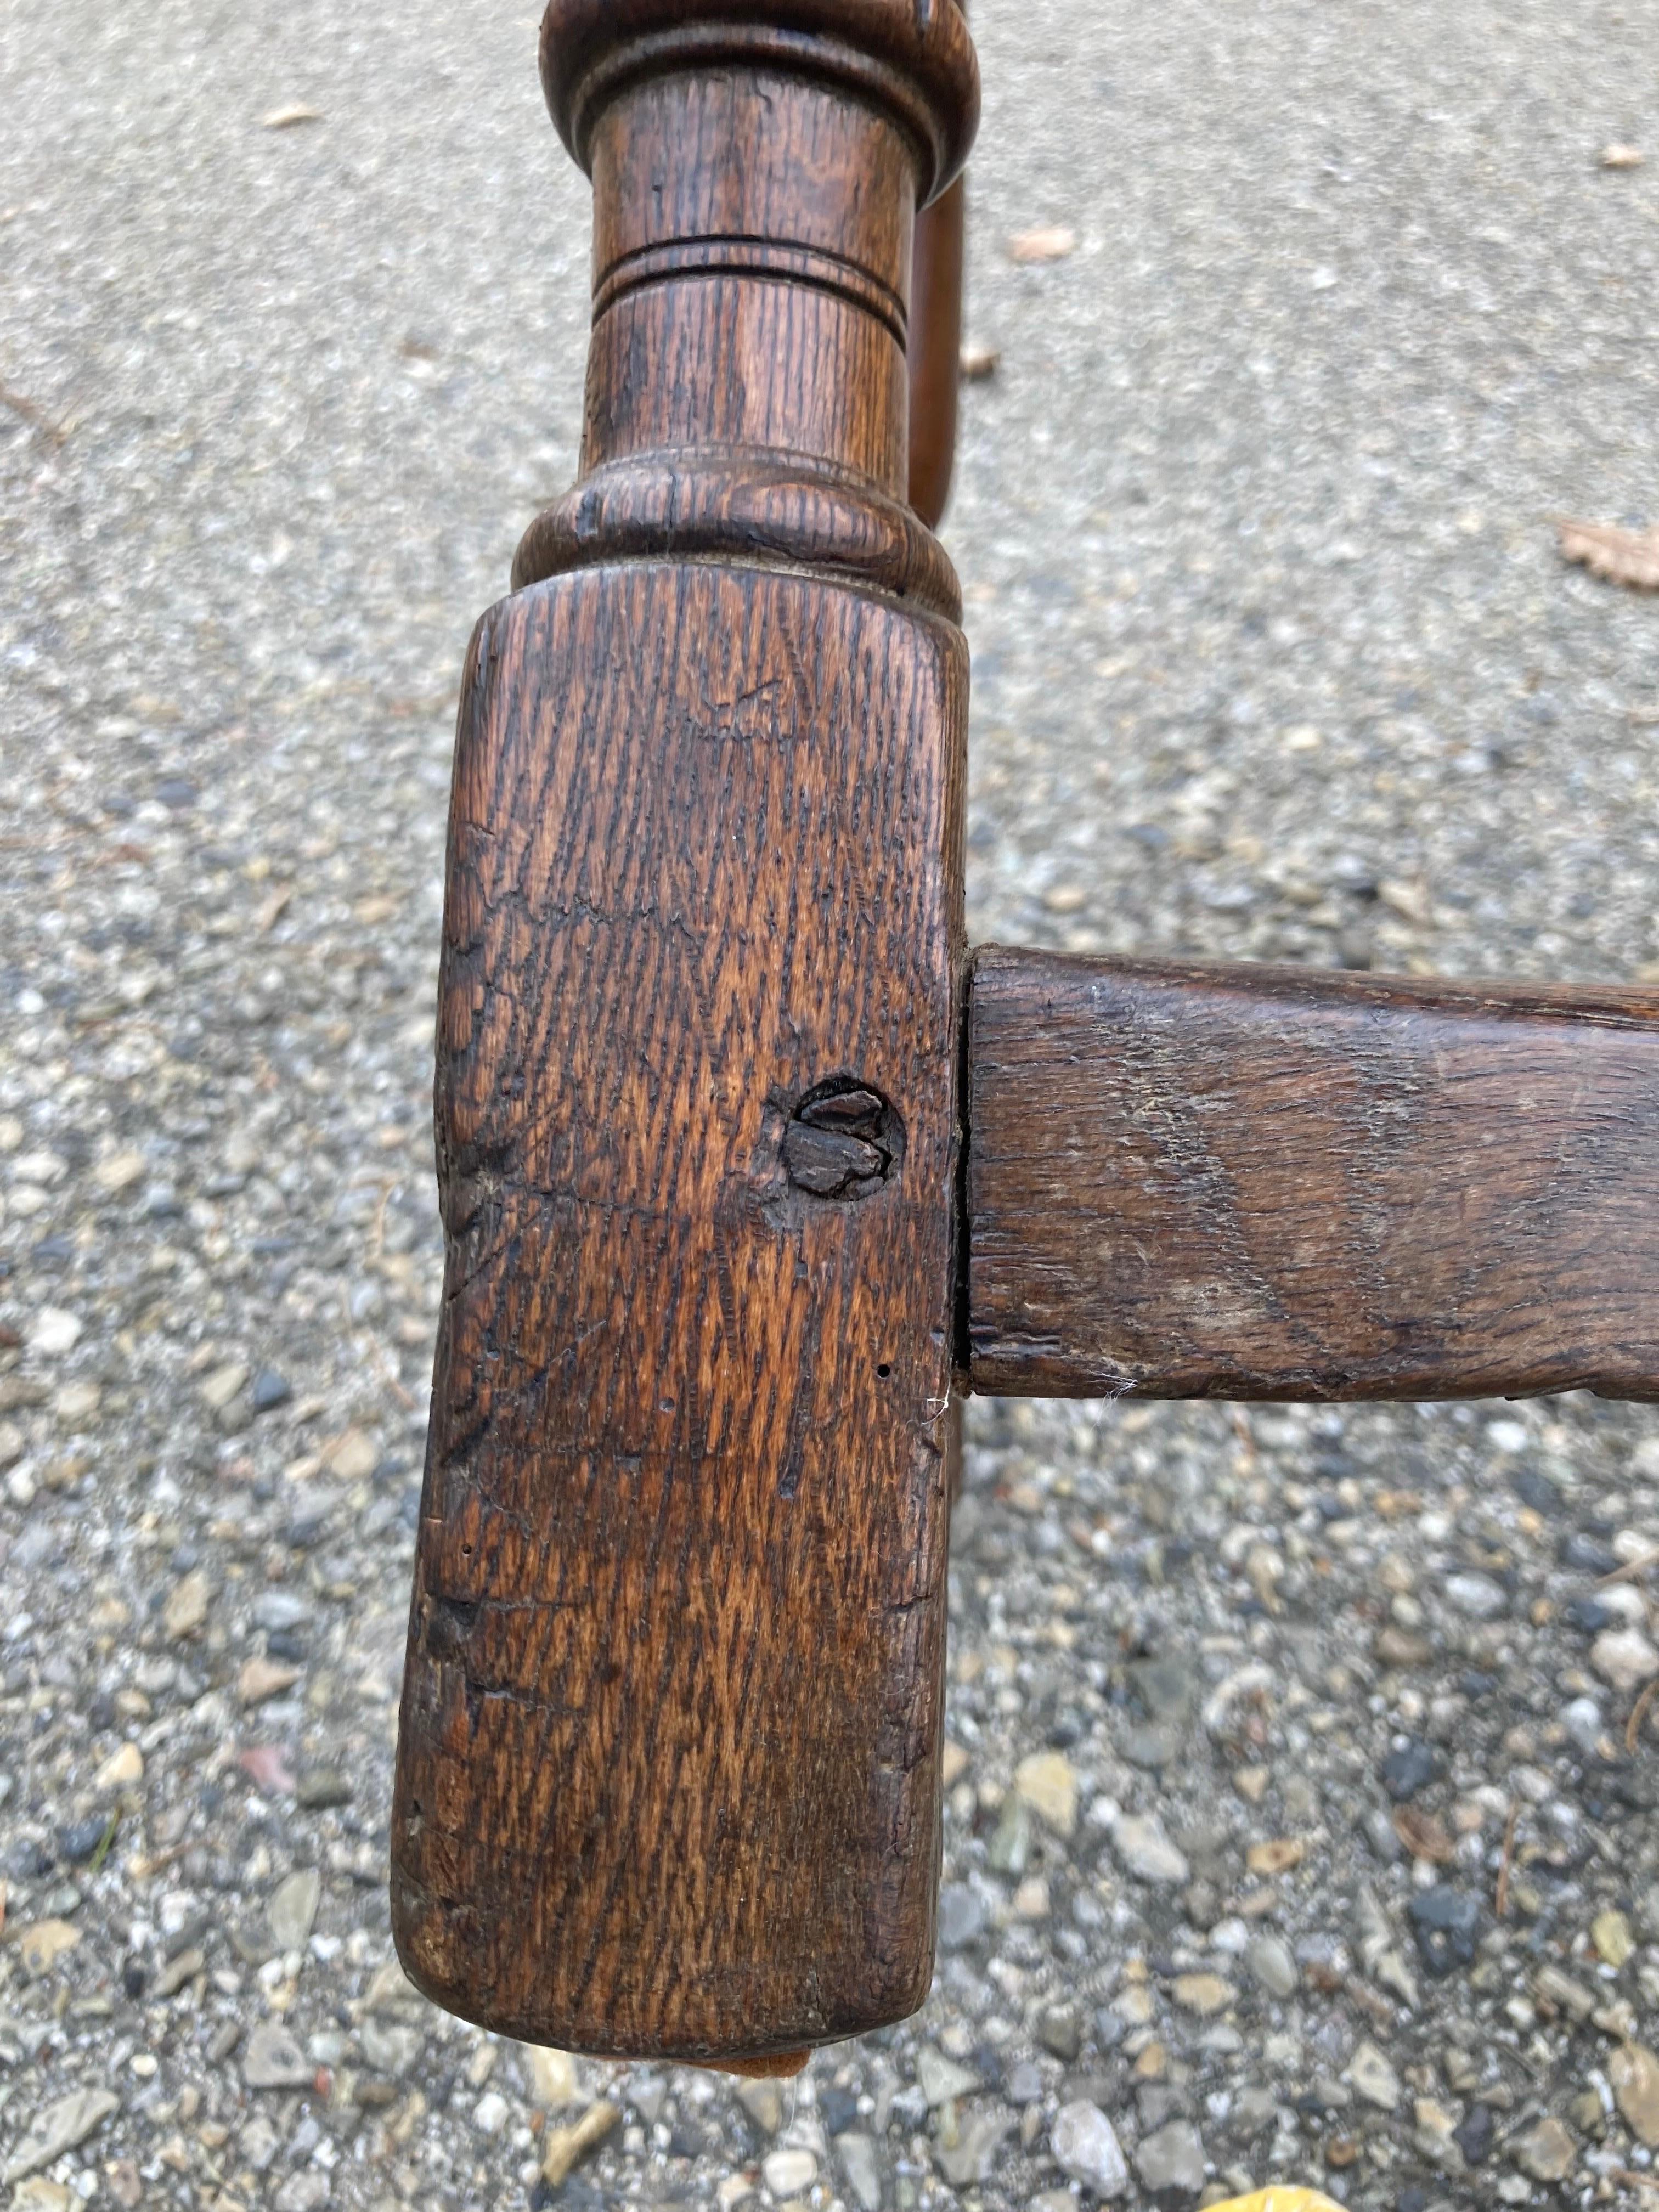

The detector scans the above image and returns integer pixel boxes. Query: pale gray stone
[267,1867,321,1951]
[1443,1571,1506,1618]
[1110,1814,1190,1886]
[243,2020,313,2092]
[734,2077,784,2135]
[1592,1628,1659,1692]
[761,2148,817,2196]
[838,2131,884,2212]
[1513,2115,1576,2182]
[358,2018,422,2078]
[1134,2119,1206,2194]
[917,2046,980,2108]
[239,2115,280,2172]
[937,1881,986,1950]
[1246,1932,1298,1999]
[1348,2039,1402,2112]
[1051,2101,1129,2199]
[934,2103,1015,2186]
[272,2175,331,2212]
[4,2087,120,2182]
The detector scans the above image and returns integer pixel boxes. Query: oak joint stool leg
[392,0,979,2068]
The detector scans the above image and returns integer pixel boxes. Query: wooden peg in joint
[783,1082,899,1199]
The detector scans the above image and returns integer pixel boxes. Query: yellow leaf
[1207,2196,1346,2212]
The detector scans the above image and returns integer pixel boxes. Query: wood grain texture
[393,0,977,2063]
[514,0,978,607]
[907,173,964,526]
[539,0,979,204]
[582,69,915,494]
[391,562,967,2059]
[968,949,1659,1403]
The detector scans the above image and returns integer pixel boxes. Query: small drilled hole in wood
[876,1362,892,1378]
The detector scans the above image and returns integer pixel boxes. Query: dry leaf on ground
[1246,1837,1307,1875]
[0,380,68,445]
[541,2102,619,2187]
[238,1743,297,1795]
[1558,520,1659,592]
[1392,1805,1455,1863]
[262,104,321,130]
[1007,225,1076,264]
[1600,144,1645,170]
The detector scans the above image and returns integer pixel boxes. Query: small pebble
[1349,2040,1402,2112]
[294,1768,353,1808]
[1110,1814,1190,1886]
[937,1881,985,1951]
[251,1368,294,1412]
[1051,2101,1129,2199]
[472,2089,509,2136]
[761,2148,817,2196]
[1014,1750,1078,1837]
[1591,1627,1659,1692]
[1453,2102,1494,2165]
[4,2087,120,2183]
[242,2021,313,2092]
[1246,1932,1298,1999]
[733,2078,783,2136]
[1381,1738,1437,1801]
[916,2047,979,2108]
[1171,1972,1233,2016]
[1443,1571,1507,1620]
[1511,2115,1576,2182]
[268,1867,321,1950]
[837,2132,883,2212]
[1561,1696,1605,1754]
[93,1742,143,1792]
[934,2104,1015,2186]
[1592,1906,1634,1967]
[55,1816,109,1865]
[1409,1886,1481,1976]
[1133,2118,1206,2194]
[988,1793,1032,1875]
[1610,2042,1659,2147]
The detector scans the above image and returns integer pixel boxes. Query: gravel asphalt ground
[3,2,1658,2209]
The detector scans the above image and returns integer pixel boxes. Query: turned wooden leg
[392,0,979,2067]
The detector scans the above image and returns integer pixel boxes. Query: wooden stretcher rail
[967,947,1659,1403]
